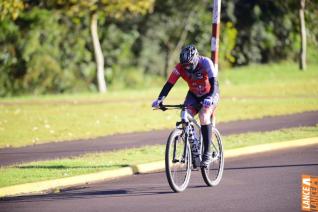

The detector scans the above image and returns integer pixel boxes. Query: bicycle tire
[200,127,224,186]
[165,128,191,192]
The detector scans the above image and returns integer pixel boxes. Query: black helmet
[179,44,199,72]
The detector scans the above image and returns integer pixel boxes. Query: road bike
[158,104,224,192]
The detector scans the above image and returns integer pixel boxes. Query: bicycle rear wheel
[165,128,191,192]
[201,127,224,186]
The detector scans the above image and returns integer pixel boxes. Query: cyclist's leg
[199,95,219,166]
[198,93,220,125]
[183,91,200,116]
[199,105,214,154]
[198,93,219,133]
[183,91,201,167]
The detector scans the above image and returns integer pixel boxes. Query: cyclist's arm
[158,82,173,99]
[201,57,219,99]
[158,66,181,99]
[207,77,219,98]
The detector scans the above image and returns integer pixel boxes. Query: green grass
[0,62,318,148]
[0,126,317,188]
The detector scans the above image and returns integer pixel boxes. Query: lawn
[0,126,317,188]
[0,62,317,148]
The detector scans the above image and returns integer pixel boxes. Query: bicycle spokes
[161,104,224,191]
[201,128,224,186]
[165,129,191,192]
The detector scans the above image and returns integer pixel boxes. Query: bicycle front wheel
[165,128,191,192]
[201,127,224,186]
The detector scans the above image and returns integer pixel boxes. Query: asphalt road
[1,144,318,212]
[1,111,318,166]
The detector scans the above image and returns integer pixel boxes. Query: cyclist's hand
[203,96,213,108]
[152,98,164,108]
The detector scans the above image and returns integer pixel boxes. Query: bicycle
[157,104,224,192]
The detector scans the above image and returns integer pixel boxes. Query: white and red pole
[211,0,221,72]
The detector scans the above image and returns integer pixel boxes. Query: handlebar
[159,104,184,111]
[156,103,201,111]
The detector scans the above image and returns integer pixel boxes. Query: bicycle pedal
[201,164,208,169]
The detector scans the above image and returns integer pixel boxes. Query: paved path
[0,111,317,166]
[1,144,317,212]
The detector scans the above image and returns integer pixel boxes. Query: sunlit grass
[0,62,317,148]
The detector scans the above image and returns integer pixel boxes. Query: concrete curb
[225,137,318,158]
[0,167,133,198]
[132,137,318,174]
[132,160,165,174]
[1,137,318,198]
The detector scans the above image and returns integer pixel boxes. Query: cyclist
[152,44,220,167]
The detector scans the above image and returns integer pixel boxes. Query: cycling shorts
[183,91,219,116]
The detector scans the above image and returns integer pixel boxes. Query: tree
[90,11,106,92]
[137,0,205,78]
[85,0,154,92]
[0,0,24,20]
[20,0,154,93]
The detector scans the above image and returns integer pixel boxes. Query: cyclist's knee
[199,110,212,125]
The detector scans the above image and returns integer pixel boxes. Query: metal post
[299,0,307,70]
[211,0,221,72]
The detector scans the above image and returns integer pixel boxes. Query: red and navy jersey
[167,56,218,97]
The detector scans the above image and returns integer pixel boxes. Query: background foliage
[0,0,317,96]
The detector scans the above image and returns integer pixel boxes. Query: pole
[211,0,221,72]
[299,0,307,70]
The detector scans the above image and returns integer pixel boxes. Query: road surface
[1,144,317,212]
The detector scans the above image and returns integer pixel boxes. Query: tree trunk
[90,12,107,92]
[166,7,198,75]
[164,48,170,79]
[299,0,307,71]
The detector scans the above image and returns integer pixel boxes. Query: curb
[1,137,318,198]
[224,137,318,158]
[0,167,133,198]
[132,160,165,174]
[132,137,318,173]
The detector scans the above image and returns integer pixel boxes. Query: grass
[0,125,318,188]
[0,62,318,148]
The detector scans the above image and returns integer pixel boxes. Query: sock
[201,124,212,155]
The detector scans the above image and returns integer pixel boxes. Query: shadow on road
[0,185,173,203]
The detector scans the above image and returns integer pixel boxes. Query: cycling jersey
[167,56,218,97]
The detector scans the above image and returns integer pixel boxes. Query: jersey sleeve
[200,57,217,78]
[167,65,182,84]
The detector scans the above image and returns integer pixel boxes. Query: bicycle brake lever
[159,106,167,111]
[152,106,167,111]
[158,102,167,111]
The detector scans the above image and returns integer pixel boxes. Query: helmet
[179,44,199,72]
